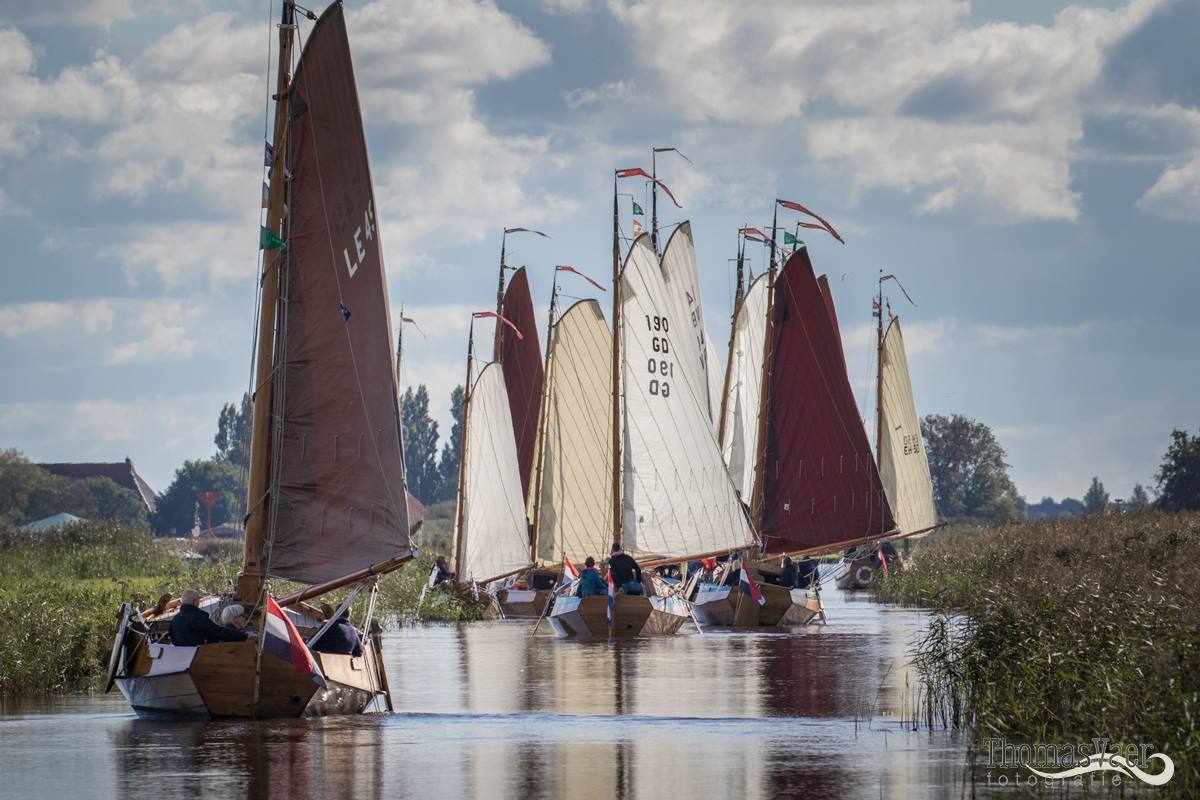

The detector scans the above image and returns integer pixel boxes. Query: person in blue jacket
[169,589,248,647]
[578,557,608,597]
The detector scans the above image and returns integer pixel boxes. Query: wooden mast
[528,271,559,562]
[453,319,477,579]
[611,172,623,548]
[238,0,296,603]
[716,228,747,452]
[749,202,780,534]
[493,231,507,361]
[650,149,658,256]
[875,269,884,462]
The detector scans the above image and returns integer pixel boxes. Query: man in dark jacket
[609,544,644,595]
[578,557,607,597]
[311,607,363,657]
[169,589,249,647]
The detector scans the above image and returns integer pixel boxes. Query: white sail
[659,222,719,429]
[621,234,755,559]
[719,272,769,502]
[531,300,614,566]
[456,362,532,583]
[878,318,939,535]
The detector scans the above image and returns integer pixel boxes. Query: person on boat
[219,604,248,631]
[780,557,798,587]
[609,544,644,595]
[169,589,248,647]
[311,606,363,657]
[433,556,454,585]
[796,557,820,589]
[578,557,607,597]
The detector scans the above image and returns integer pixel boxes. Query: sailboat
[106,2,413,717]
[834,275,941,589]
[542,169,756,638]
[448,314,536,608]
[700,201,896,625]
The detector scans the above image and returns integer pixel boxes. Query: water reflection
[1,585,991,799]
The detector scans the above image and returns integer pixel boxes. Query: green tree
[436,385,465,502]
[151,458,245,536]
[1128,483,1151,510]
[0,450,147,527]
[0,449,52,526]
[401,385,440,504]
[215,392,253,469]
[1082,477,1109,515]
[921,413,1021,523]
[1156,429,1200,512]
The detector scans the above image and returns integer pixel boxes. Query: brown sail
[760,249,894,555]
[267,4,410,584]
[498,266,544,503]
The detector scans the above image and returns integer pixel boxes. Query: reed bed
[0,522,481,694]
[876,511,1200,792]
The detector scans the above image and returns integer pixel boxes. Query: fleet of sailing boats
[103,0,943,717]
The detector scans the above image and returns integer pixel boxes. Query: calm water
[0,581,995,799]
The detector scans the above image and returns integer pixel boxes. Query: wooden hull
[547,594,689,639]
[496,588,551,619]
[692,582,823,628]
[115,638,384,719]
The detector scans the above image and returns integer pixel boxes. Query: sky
[1,0,1197,504]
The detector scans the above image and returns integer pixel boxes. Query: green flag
[632,201,644,216]
[784,231,798,245]
[260,226,286,250]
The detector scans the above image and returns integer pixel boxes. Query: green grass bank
[0,521,483,695]
[874,512,1199,792]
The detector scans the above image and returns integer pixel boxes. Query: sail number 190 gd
[645,315,673,398]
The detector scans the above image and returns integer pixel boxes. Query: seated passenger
[796,557,820,588]
[780,557,798,588]
[310,606,363,657]
[609,544,644,596]
[578,557,607,597]
[219,604,248,631]
[169,589,248,647]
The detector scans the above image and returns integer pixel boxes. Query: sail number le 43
[645,314,674,398]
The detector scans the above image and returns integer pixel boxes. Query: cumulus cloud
[1137,156,1200,220]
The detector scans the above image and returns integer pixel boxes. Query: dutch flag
[263,595,327,689]
[606,568,616,625]
[739,560,766,607]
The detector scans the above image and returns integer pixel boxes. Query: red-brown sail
[266,4,410,584]
[761,249,894,555]
[816,273,849,378]
[499,266,544,503]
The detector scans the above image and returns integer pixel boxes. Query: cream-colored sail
[621,234,755,559]
[531,300,614,566]
[878,318,939,535]
[659,222,719,428]
[456,362,533,583]
[719,272,769,502]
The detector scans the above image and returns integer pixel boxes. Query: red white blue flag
[739,560,766,606]
[264,595,327,688]
[606,569,616,625]
[564,556,580,579]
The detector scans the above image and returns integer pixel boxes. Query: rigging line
[293,20,408,529]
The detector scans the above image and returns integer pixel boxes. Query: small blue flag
[264,141,274,167]
[339,303,351,321]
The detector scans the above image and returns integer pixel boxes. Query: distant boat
[448,313,536,611]
[108,2,413,718]
[703,203,896,624]
[835,277,941,590]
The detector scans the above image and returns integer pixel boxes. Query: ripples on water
[0,583,993,799]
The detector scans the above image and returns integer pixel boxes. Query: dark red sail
[268,3,410,584]
[499,267,544,503]
[816,273,849,377]
[761,249,894,555]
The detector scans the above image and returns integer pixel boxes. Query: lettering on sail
[341,200,376,278]
[644,314,674,398]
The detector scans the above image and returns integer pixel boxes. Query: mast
[650,149,658,256]
[716,228,747,450]
[611,172,623,547]
[529,272,559,561]
[238,0,296,603]
[750,202,780,533]
[875,269,884,461]
[453,319,477,579]
[493,232,507,361]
